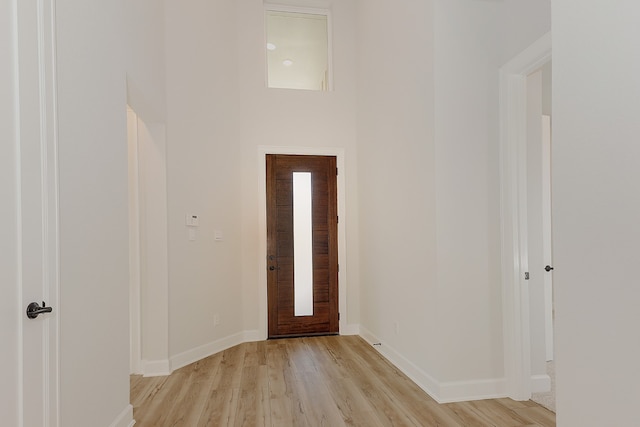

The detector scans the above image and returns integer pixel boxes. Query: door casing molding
[14,0,61,423]
[499,32,551,401]
[258,146,347,340]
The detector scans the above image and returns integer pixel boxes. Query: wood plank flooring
[131,335,555,426]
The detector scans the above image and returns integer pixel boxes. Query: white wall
[356,0,440,384]
[433,0,504,386]
[357,0,550,401]
[164,0,245,357]
[129,0,359,371]
[237,0,360,337]
[55,0,132,425]
[124,0,166,123]
[0,0,19,424]
[553,1,640,424]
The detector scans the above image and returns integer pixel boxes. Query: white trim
[438,378,507,404]
[340,323,360,336]
[541,115,554,362]
[126,106,142,375]
[359,327,506,403]
[243,329,262,343]
[499,32,551,401]
[108,404,135,427]
[264,3,329,16]
[39,0,61,423]
[531,374,551,393]
[359,327,440,401]
[257,146,348,340]
[169,332,247,372]
[141,360,171,378]
[16,0,61,423]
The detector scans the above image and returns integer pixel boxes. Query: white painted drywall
[433,0,505,385]
[553,1,640,424]
[0,1,19,424]
[356,0,440,378]
[124,0,167,123]
[55,0,132,425]
[164,0,245,356]
[357,0,550,399]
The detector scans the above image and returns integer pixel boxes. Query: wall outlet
[213,314,220,327]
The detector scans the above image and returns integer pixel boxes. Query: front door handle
[26,301,53,319]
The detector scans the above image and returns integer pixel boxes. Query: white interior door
[6,0,61,425]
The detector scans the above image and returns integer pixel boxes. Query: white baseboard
[531,373,551,393]
[359,327,507,403]
[243,329,263,342]
[359,327,441,400]
[170,331,247,372]
[341,323,360,335]
[438,377,507,403]
[109,404,134,427]
[142,359,171,377]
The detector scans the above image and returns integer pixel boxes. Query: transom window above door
[265,4,332,91]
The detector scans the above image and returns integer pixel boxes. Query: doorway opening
[499,32,553,403]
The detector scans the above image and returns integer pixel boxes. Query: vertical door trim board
[15,0,62,422]
[499,32,551,401]
[258,146,347,340]
[126,106,142,375]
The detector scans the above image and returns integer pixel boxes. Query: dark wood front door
[266,154,339,338]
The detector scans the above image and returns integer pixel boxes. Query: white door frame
[127,106,142,375]
[499,32,551,401]
[13,0,61,423]
[257,146,348,340]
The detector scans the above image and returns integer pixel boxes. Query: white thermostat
[185,214,199,227]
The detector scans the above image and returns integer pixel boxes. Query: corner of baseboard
[109,404,134,427]
[243,329,263,342]
[141,359,171,377]
[358,326,507,404]
[341,323,360,335]
[437,378,507,403]
[169,331,247,372]
[358,326,441,400]
[531,373,551,393]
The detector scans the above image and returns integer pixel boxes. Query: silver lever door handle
[26,301,53,319]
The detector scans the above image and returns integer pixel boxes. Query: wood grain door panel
[267,154,339,338]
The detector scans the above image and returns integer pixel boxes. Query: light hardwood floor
[131,335,555,426]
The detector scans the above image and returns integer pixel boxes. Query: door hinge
[337,215,339,224]
[338,313,341,320]
[337,264,340,272]
[336,167,338,176]
[524,272,530,280]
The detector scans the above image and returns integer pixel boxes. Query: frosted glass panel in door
[293,172,313,316]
